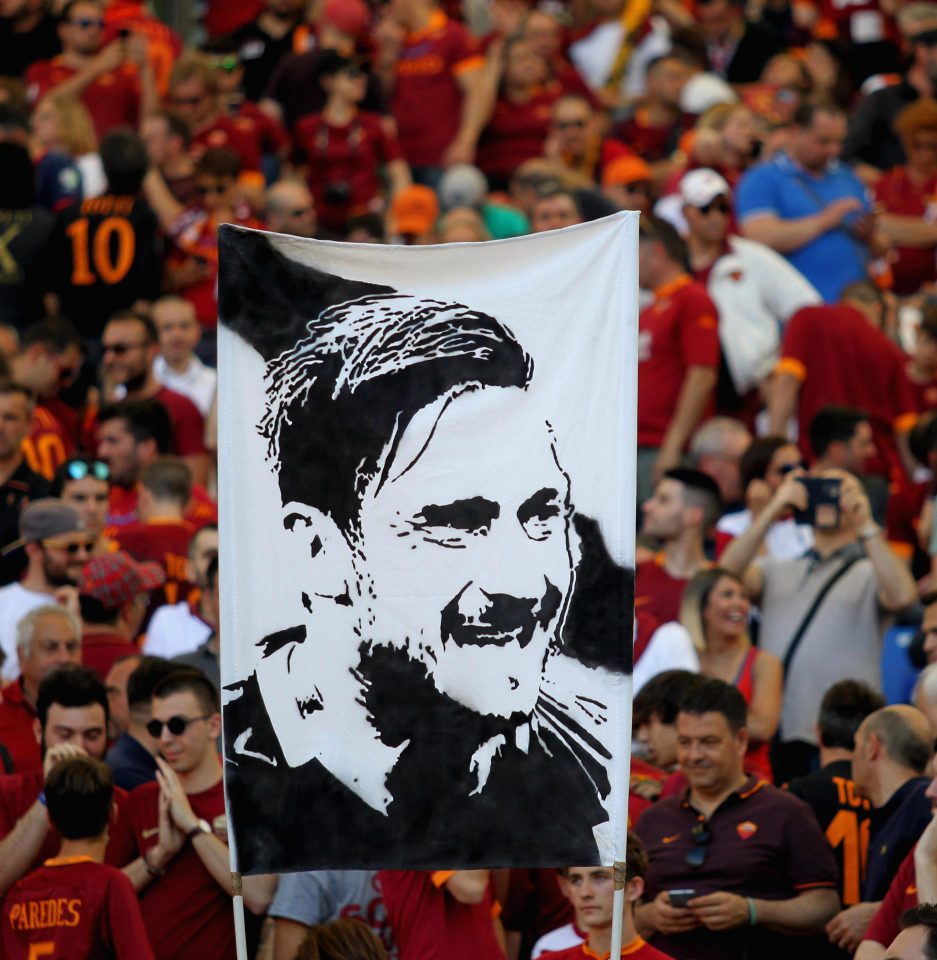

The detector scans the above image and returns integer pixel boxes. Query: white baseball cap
[680,168,732,207]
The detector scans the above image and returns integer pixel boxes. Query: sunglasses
[66,459,109,482]
[685,819,712,869]
[41,538,93,555]
[209,55,240,72]
[777,461,808,476]
[197,183,229,196]
[699,199,730,215]
[102,341,148,356]
[146,714,212,738]
[69,16,104,27]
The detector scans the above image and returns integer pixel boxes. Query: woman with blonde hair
[296,918,387,960]
[32,93,105,206]
[680,566,782,781]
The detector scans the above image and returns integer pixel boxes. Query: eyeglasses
[685,819,712,869]
[171,94,207,107]
[69,17,104,28]
[197,183,229,196]
[102,341,148,356]
[41,538,93,555]
[146,714,212,738]
[65,459,109,482]
[699,199,731,215]
[554,119,587,130]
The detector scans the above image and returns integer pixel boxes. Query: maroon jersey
[0,680,41,776]
[116,518,197,609]
[106,779,233,960]
[378,870,504,960]
[634,555,692,625]
[2,856,154,960]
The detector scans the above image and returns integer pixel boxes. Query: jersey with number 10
[2,856,154,960]
[49,195,162,340]
[786,759,871,906]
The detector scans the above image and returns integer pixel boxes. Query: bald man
[264,181,317,238]
[827,706,934,954]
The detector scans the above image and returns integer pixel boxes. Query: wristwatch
[186,818,212,838]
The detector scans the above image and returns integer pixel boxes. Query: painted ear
[280,501,354,609]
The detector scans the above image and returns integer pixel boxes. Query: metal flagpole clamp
[231,872,243,896]
[613,860,627,889]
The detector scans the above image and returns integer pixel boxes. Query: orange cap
[602,155,652,187]
[392,185,439,235]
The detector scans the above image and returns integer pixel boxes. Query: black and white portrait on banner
[217,216,637,874]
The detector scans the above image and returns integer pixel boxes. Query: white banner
[218,215,637,873]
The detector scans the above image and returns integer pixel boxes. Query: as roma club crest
[736,821,757,840]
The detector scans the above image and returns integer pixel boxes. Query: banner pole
[232,872,248,960]
[610,860,627,957]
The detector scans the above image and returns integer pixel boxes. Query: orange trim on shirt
[238,170,265,189]
[889,540,914,560]
[793,880,837,890]
[431,870,456,888]
[653,275,692,300]
[894,412,918,434]
[775,357,807,381]
[738,778,769,800]
[44,855,96,867]
[580,936,650,959]
[407,9,447,42]
[453,54,485,75]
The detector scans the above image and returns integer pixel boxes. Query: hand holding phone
[667,889,696,909]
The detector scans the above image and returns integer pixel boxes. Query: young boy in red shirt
[2,755,153,959]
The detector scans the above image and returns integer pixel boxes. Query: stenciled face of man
[355,386,574,720]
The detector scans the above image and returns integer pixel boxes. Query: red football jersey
[106,779,234,960]
[392,11,485,167]
[542,936,675,959]
[378,870,504,960]
[637,276,719,448]
[777,303,917,482]
[116,518,197,608]
[105,484,216,538]
[0,680,41,776]
[22,406,75,482]
[2,856,154,959]
[863,848,917,947]
[25,57,140,139]
[634,555,690,625]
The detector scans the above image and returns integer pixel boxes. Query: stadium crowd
[6,0,937,957]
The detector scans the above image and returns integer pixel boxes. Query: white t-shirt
[153,355,217,417]
[0,584,54,681]
[717,509,814,561]
[143,601,212,659]
[633,620,700,694]
[532,923,584,958]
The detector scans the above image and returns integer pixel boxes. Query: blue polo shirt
[735,152,872,302]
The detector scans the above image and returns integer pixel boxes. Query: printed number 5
[28,943,54,959]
